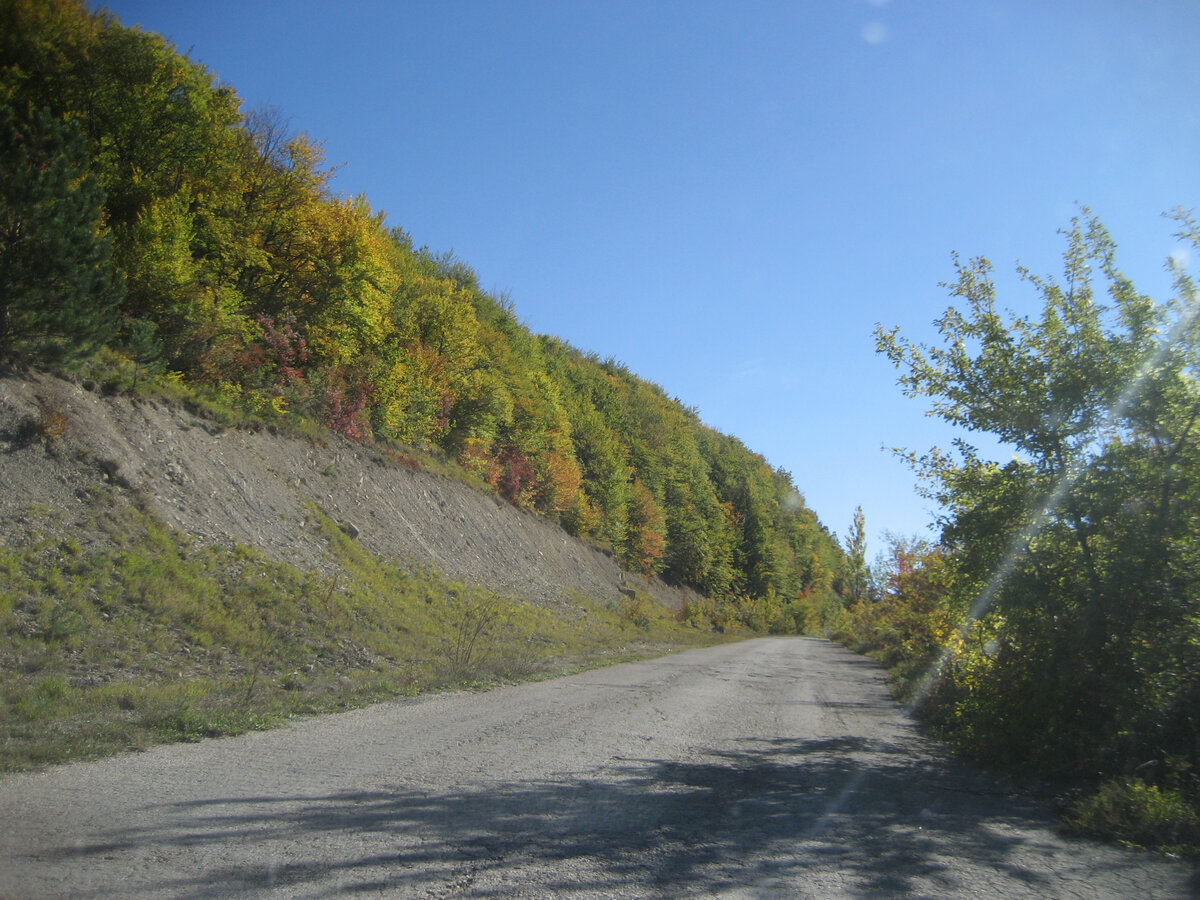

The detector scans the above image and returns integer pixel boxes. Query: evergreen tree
[0,106,122,365]
[840,506,869,603]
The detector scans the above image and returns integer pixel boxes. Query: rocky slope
[0,369,692,612]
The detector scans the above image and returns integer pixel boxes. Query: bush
[1064,778,1200,853]
[618,592,653,630]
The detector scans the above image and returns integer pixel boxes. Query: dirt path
[1,638,1194,898]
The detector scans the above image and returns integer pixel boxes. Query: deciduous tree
[877,210,1200,798]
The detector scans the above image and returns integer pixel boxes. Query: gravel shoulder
[1,637,1194,898]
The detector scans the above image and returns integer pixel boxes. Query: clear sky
[99,0,1200,553]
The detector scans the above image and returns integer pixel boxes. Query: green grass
[0,493,731,772]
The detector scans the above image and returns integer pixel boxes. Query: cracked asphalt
[1,637,1195,898]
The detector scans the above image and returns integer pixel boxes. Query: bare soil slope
[0,369,690,611]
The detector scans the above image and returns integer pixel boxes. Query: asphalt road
[1,637,1195,898]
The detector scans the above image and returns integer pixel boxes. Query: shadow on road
[48,733,1195,897]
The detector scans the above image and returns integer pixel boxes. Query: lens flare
[905,277,1200,712]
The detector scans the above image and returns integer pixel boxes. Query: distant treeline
[0,0,845,625]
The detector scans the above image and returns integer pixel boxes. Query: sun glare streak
[905,273,1200,713]
[801,767,869,842]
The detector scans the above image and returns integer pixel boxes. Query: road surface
[1,637,1195,898]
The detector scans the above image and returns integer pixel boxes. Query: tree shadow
[46,734,1194,898]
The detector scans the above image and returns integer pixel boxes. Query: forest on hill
[0,0,845,630]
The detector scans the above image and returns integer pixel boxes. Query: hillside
[0,0,844,618]
[0,0,853,774]
[0,368,690,612]
[1,365,740,770]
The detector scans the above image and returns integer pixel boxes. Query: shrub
[1064,778,1200,852]
[14,397,71,450]
[619,592,653,630]
[34,398,70,445]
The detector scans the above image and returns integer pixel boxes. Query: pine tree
[841,506,869,603]
[0,106,122,366]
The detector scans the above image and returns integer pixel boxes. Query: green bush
[1064,778,1200,853]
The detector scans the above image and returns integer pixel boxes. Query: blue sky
[100,0,1200,553]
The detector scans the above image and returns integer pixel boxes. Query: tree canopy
[866,210,1200,846]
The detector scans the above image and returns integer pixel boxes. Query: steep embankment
[0,369,690,612]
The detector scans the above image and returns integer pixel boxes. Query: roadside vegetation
[837,212,1200,856]
[0,490,732,773]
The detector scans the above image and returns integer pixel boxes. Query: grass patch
[0,496,730,773]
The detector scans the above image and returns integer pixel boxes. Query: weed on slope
[0,491,723,772]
